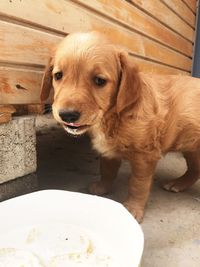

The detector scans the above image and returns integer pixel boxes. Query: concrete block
[0,116,37,183]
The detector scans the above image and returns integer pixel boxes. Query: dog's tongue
[66,122,81,127]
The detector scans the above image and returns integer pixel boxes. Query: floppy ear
[116,52,141,114]
[40,57,54,102]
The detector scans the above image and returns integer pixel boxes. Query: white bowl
[0,190,144,267]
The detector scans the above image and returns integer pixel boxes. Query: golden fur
[41,32,200,222]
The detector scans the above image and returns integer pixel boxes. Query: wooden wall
[0,0,197,104]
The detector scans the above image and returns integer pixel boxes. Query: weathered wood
[0,105,16,124]
[0,57,189,105]
[0,0,193,57]
[13,104,45,115]
[0,105,16,113]
[0,20,62,66]
[75,0,193,56]
[129,0,195,41]
[27,104,45,114]
[0,0,195,41]
[134,57,189,75]
[0,68,42,104]
[161,0,196,28]
[0,113,12,124]
[0,20,192,71]
[182,0,197,13]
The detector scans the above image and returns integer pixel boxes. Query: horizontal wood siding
[0,0,197,104]
[182,0,197,13]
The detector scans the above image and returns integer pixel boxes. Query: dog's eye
[54,71,63,81]
[93,76,107,87]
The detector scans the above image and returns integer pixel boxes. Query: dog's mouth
[62,122,89,136]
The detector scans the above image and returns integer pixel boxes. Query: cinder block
[0,116,37,184]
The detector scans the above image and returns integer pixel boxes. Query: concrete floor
[36,115,200,267]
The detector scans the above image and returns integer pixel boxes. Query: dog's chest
[90,128,118,158]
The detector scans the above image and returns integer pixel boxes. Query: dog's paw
[162,172,199,193]
[123,201,144,223]
[162,180,181,192]
[88,181,111,196]
[162,177,190,193]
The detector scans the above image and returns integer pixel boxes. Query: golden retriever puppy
[41,32,200,222]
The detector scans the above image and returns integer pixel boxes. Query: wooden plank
[0,13,192,71]
[0,21,62,66]
[74,0,193,56]
[182,0,197,13]
[0,0,86,33]
[133,57,189,75]
[13,105,29,115]
[0,113,12,124]
[129,0,195,41]
[0,61,189,105]
[0,68,42,104]
[13,104,45,115]
[27,104,45,114]
[161,0,196,27]
[88,21,192,71]
[0,105,16,113]
[0,0,193,57]
[0,105,16,124]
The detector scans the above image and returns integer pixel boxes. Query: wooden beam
[0,105,16,124]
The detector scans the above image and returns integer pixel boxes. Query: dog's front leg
[89,157,121,195]
[124,154,157,223]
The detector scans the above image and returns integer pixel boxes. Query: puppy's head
[41,32,141,136]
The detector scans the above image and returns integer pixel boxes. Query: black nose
[59,110,81,123]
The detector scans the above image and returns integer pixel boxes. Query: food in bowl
[0,223,120,267]
[0,248,43,267]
